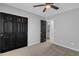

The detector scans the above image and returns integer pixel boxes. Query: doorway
[41,20,46,43]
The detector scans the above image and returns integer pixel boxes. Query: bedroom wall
[53,8,79,51]
[0,3,44,46]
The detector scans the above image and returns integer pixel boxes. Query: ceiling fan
[33,3,59,12]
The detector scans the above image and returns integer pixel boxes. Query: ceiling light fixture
[45,5,51,9]
[33,3,59,12]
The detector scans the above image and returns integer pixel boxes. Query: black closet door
[16,17,27,48]
[1,14,16,52]
[9,16,16,50]
[41,20,46,43]
[0,12,28,53]
[1,14,11,52]
[0,13,3,51]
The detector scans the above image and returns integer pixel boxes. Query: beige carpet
[0,41,79,56]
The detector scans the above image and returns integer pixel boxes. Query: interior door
[1,14,12,52]
[16,17,27,48]
[0,12,28,53]
[41,20,46,43]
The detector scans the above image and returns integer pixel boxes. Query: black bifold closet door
[0,12,28,53]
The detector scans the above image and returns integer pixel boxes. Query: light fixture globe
[46,5,51,9]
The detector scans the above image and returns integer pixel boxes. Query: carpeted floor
[0,41,79,56]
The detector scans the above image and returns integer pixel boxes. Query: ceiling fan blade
[43,8,46,12]
[33,4,45,7]
[51,5,59,10]
[46,3,54,5]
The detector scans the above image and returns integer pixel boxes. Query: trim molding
[53,42,79,52]
[28,41,40,46]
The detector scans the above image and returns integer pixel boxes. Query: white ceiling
[5,3,79,18]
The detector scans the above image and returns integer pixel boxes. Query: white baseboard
[28,41,40,46]
[53,42,79,52]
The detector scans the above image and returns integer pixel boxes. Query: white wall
[53,8,79,51]
[0,3,44,46]
[49,21,54,40]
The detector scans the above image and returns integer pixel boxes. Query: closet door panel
[0,12,28,53]
[1,14,10,52]
[16,33,26,48]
